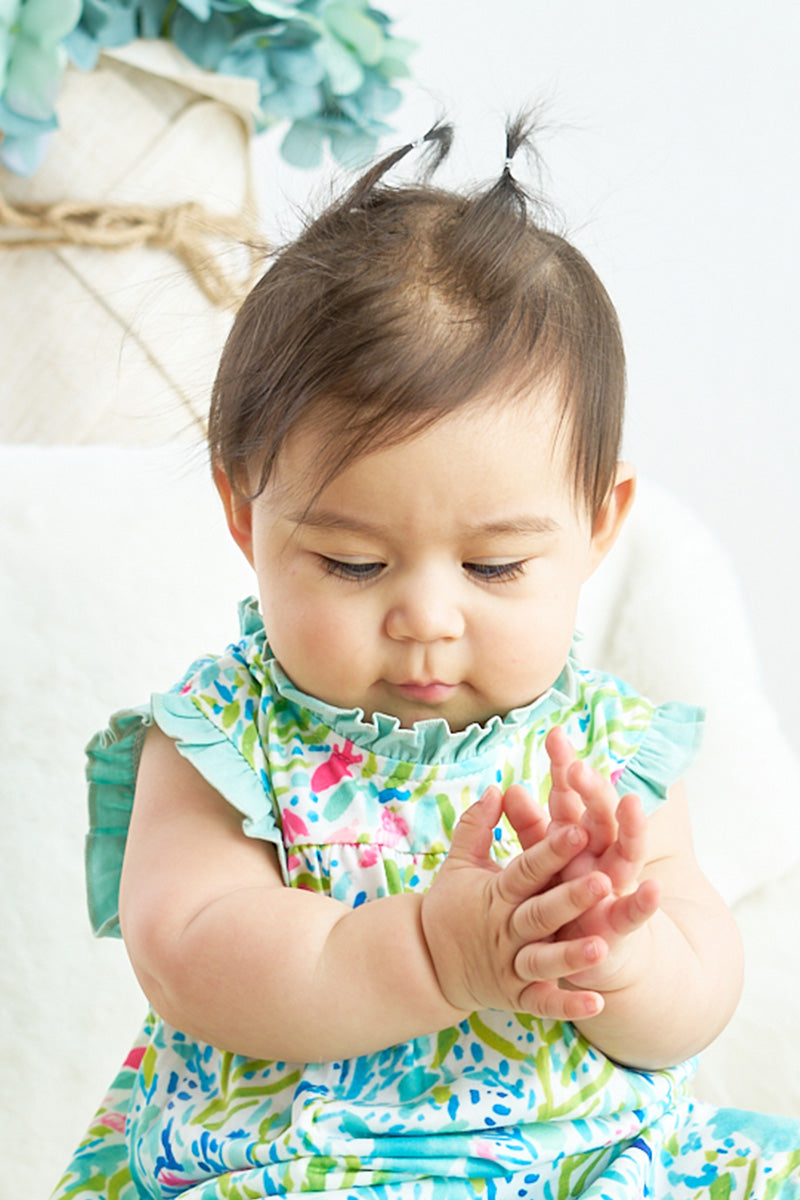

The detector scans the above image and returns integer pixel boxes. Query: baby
[54,118,800,1200]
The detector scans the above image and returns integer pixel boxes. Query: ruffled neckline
[237,597,579,765]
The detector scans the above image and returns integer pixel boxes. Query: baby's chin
[362,685,519,734]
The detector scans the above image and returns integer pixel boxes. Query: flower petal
[5,38,63,120]
[20,0,82,42]
[280,117,325,168]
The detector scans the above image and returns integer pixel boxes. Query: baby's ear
[588,463,636,572]
[214,466,256,566]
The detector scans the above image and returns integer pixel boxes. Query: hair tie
[503,156,514,172]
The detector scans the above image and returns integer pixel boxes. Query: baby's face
[223,389,632,731]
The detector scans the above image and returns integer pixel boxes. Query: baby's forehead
[260,390,583,524]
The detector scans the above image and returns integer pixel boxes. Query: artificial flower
[0,0,414,175]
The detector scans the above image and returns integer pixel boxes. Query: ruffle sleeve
[615,700,705,814]
[85,690,287,940]
[85,707,152,938]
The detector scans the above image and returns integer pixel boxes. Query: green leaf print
[709,1175,733,1200]
[304,1156,338,1190]
[292,872,326,893]
[361,751,379,779]
[422,843,447,871]
[241,721,258,768]
[222,700,241,730]
[765,1152,800,1199]
[384,761,414,788]
[468,1013,530,1062]
[435,792,456,840]
[218,1172,265,1199]
[548,1056,613,1120]
[141,1043,157,1090]
[384,858,403,895]
[432,1024,460,1068]
[561,1146,614,1198]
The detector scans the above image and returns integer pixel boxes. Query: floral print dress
[52,600,800,1199]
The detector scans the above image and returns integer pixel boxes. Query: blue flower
[0,0,415,175]
[0,0,82,173]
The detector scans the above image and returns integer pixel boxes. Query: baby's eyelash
[464,560,527,583]
[321,557,384,581]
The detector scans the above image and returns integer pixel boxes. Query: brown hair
[209,114,626,519]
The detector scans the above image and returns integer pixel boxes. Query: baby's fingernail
[587,875,606,897]
[584,940,601,962]
[567,826,583,846]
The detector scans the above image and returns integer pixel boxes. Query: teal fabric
[85,708,151,939]
[617,699,705,812]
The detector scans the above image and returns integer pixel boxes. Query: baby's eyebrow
[285,509,391,536]
[463,516,561,537]
[285,509,560,537]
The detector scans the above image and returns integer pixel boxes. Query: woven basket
[0,43,262,444]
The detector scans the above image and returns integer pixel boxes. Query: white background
[254,0,800,760]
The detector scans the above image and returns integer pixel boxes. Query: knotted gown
[52,600,800,1199]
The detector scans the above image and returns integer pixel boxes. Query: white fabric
[0,445,798,1195]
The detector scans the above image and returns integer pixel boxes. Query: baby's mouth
[391,680,458,704]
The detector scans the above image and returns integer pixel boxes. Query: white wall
[254,0,800,760]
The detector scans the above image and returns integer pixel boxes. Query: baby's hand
[543,727,662,988]
[420,785,612,1023]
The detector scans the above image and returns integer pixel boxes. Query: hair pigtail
[344,121,454,210]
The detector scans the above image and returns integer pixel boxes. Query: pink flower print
[159,1172,193,1189]
[329,823,361,843]
[123,1046,146,1070]
[311,741,363,793]
[380,807,410,847]
[282,807,310,842]
[610,766,624,786]
[359,845,381,868]
[99,1110,127,1133]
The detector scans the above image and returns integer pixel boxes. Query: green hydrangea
[0,0,415,174]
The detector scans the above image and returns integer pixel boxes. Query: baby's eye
[464,560,527,583]
[322,557,384,582]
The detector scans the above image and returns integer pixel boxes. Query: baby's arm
[120,726,613,1063]
[542,728,744,1069]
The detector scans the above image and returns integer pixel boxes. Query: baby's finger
[518,979,605,1023]
[511,870,612,943]
[603,878,662,939]
[566,759,618,855]
[514,929,608,983]
[545,727,584,825]
[613,791,648,873]
[447,786,504,867]
[503,783,550,851]
[496,822,590,906]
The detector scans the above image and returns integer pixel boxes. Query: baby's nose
[384,578,466,643]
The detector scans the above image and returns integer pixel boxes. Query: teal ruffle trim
[241,597,580,766]
[84,692,287,939]
[616,700,705,814]
[85,708,152,939]
[154,690,287,878]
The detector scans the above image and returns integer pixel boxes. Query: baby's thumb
[448,786,503,866]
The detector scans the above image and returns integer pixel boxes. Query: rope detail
[0,194,267,309]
